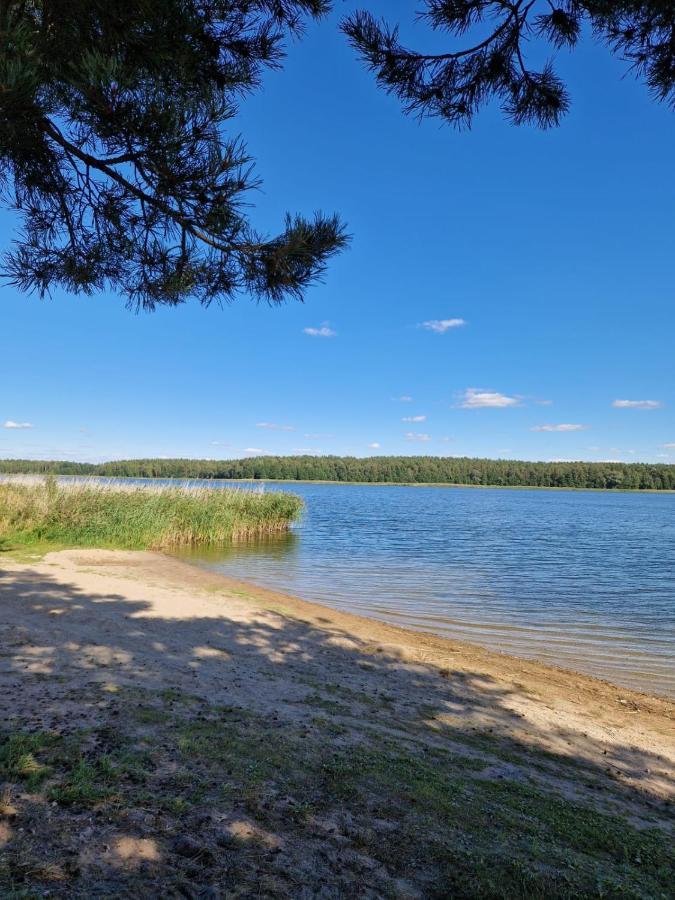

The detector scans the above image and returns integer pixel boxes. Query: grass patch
[2,693,673,899]
[0,476,303,550]
[0,733,57,789]
[47,757,121,807]
[0,726,155,810]
[166,710,673,898]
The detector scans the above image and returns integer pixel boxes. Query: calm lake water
[171,482,675,698]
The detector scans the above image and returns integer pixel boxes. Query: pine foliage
[0,1,348,309]
[343,1,675,128]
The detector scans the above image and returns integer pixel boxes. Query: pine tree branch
[390,2,525,62]
[38,117,265,255]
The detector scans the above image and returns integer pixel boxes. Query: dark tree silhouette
[0,1,348,309]
[343,2,675,129]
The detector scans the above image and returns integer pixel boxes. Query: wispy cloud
[530,423,588,433]
[420,318,466,334]
[303,323,336,337]
[256,422,294,431]
[368,442,381,449]
[457,388,520,409]
[662,442,675,449]
[292,448,313,454]
[304,432,334,440]
[405,432,431,442]
[242,447,266,454]
[3,420,33,429]
[535,399,553,406]
[612,399,662,409]
[402,415,426,423]
[395,395,413,402]
[210,441,231,447]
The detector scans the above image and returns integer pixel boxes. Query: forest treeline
[1,456,675,490]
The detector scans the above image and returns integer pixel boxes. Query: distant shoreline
[2,453,674,492]
[196,477,675,494]
[3,472,673,494]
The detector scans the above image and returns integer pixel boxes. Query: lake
[174,482,675,698]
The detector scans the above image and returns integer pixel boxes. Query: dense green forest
[2,456,675,490]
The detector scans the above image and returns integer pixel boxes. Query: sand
[0,549,673,896]
[2,548,673,797]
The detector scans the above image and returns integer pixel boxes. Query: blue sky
[2,2,674,464]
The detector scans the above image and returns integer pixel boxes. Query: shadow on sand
[0,563,673,897]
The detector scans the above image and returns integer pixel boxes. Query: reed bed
[0,476,303,550]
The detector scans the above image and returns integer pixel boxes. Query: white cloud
[368,442,381,449]
[397,395,413,402]
[535,399,553,406]
[3,420,33,429]
[420,318,466,334]
[530,423,588,433]
[303,323,336,337]
[256,422,294,431]
[612,399,662,409]
[304,432,334,440]
[662,442,675,449]
[292,448,313,454]
[242,448,266,454]
[405,432,431,442]
[210,440,231,446]
[458,388,520,409]
[402,415,426,423]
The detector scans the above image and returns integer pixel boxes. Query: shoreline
[4,544,674,706]
[2,547,673,895]
[8,471,675,493]
[2,546,673,735]
[214,478,675,494]
[176,552,675,701]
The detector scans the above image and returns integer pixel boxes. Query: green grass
[0,476,303,550]
[0,728,153,809]
[0,733,57,789]
[169,713,674,898]
[2,690,673,899]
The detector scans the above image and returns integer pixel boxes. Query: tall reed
[0,477,303,550]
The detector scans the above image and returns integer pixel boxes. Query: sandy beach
[1,549,673,897]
